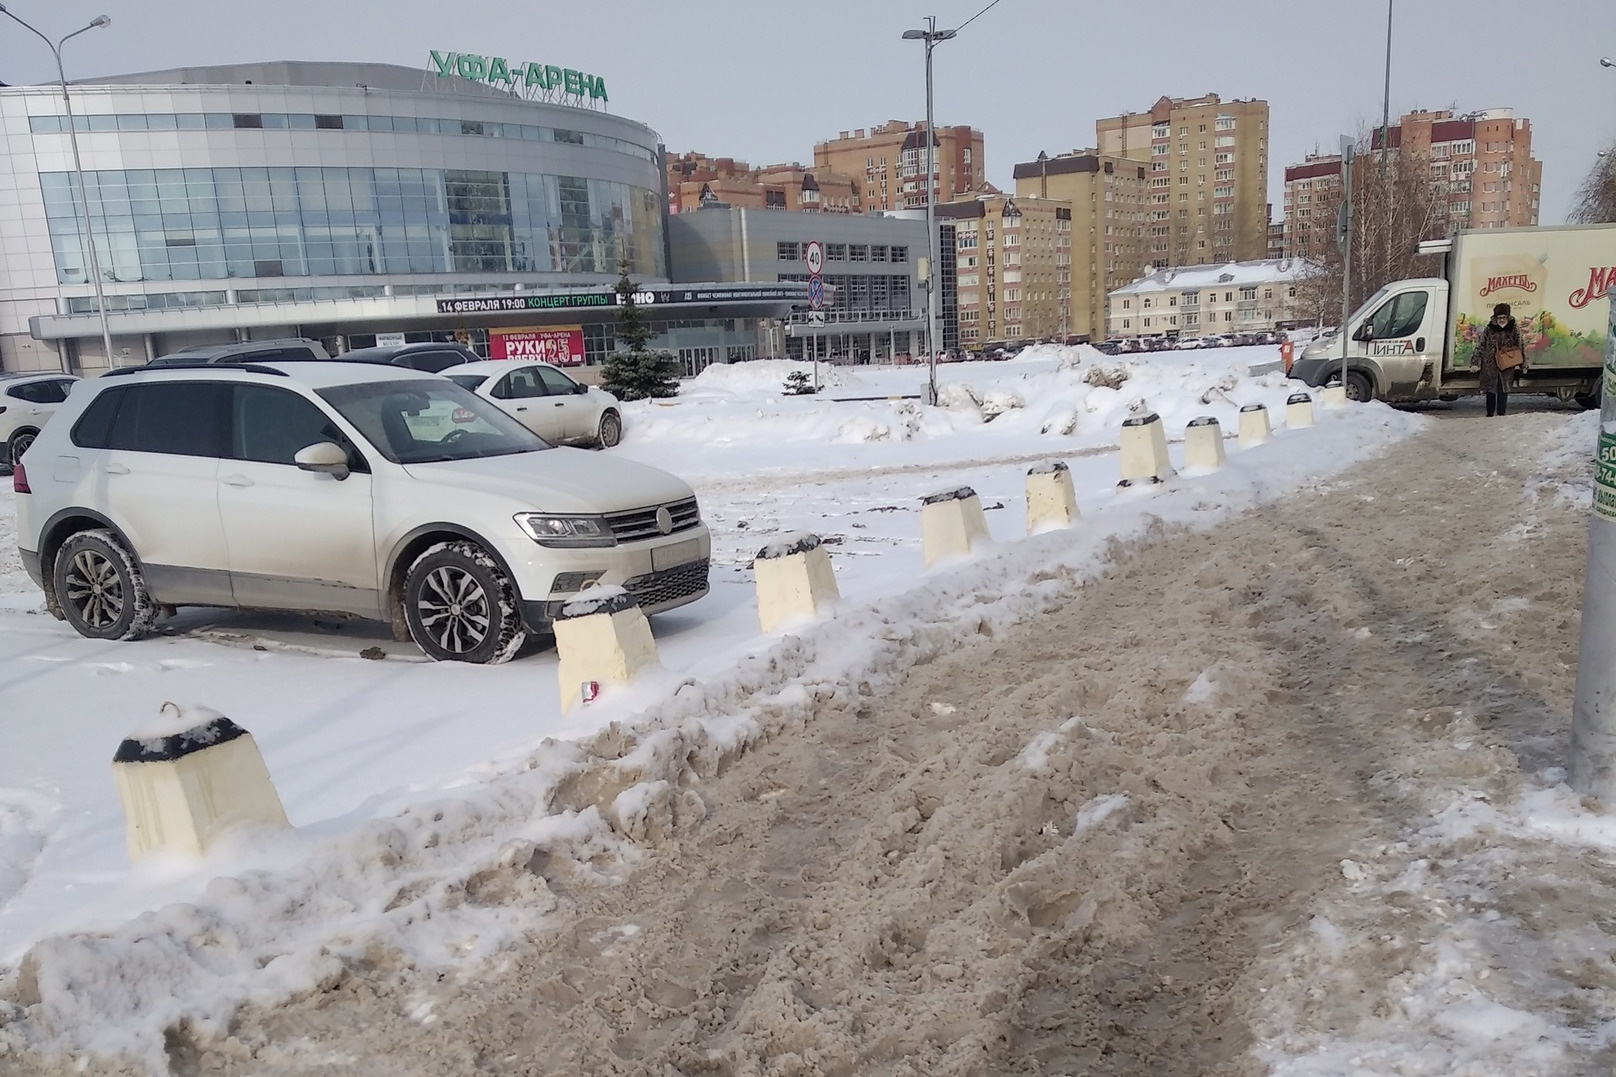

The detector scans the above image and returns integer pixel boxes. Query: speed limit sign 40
[805,240,824,276]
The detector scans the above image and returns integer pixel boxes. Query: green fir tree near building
[600,265,680,401]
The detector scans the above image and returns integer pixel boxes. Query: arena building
[0,58,805,374]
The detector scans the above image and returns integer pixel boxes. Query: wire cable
[950,0,1006,34]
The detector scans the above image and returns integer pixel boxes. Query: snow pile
[1260,772,1616,1076]
[620,347,1303,464]
[1531,408,1599,507]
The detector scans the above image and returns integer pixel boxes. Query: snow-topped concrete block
[1286,391,1315,429]
[1319,384,1349,408]
[112,703,289,862]
[1118,412,1173,487]
[754,532,840,634]
[1026,461,1079,533]
[921,486,990,568]
[1183,416,1226,471]
[554,587,659,712]
[1237,403,1271,448]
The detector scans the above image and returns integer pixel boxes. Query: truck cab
[1292,278,1451,402]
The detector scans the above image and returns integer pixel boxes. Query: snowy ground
[0,342,1444,1070]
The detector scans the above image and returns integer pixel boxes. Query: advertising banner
[489,326,585,365]
[1450,224,1616,370]
[1597,292,1616,522]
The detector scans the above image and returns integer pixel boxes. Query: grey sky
[5,0,1612,224]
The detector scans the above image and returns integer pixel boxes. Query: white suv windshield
[318,379,549,464]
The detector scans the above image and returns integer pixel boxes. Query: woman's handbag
[1495,345,1525,371]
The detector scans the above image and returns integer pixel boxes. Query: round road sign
[808,276,825,310]
[805,240,824,276]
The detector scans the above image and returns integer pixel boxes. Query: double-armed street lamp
[0,5,116,369]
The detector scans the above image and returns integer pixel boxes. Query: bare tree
[1569,145,1616,224]
[1288,131,1451,325]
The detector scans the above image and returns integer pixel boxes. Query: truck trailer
[1291,223,1616,407]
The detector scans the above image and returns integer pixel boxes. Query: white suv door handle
[222,474,254,488]
[104,463,130,476]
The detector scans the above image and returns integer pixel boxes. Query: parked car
[1,371,80,471]
[146,338,329,366]
[445,360,623,448]
[12,362,709,664]
[1092,340,1124,356]
[329,342,479,373]
[1172,337,1205,351]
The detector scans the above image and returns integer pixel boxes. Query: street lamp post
[903,17,956,407]
[0,5,116,370]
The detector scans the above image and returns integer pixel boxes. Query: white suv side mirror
[294,441,351,480]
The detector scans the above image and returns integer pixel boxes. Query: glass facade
[41,166,665,285]
[27,111,657,161]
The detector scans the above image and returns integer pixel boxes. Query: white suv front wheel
[403,541,526,664]
[54,529,158,641]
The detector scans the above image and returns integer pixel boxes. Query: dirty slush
[9,405,1611,1076]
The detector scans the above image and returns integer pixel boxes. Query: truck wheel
[1575,389,1601,411]
[1344,371,1373,403]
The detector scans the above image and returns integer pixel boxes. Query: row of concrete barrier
[110,387,1341,863]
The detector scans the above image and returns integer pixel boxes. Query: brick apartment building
[1371,108,1543,228]
[1281,153,1344,263]
[1283,108,1544,264]
[1096,94,1271,268]
[938,187,1071,348]
[1010,150,1149,342]
[814,121,985,212]
[666,152,860,215]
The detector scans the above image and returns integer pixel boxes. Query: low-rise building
[1106,259,1309,339]
[666,205,939,364]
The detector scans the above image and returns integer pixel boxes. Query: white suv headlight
[515,513,615,547]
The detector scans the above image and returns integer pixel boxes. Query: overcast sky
[4,0,1612,224]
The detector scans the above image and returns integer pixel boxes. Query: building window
[826,243,848,261]
[776,241,802,262]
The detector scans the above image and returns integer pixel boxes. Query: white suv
[1,372,80,472]
[13,362,709,663]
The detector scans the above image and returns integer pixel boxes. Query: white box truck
[1290,223,1616,407]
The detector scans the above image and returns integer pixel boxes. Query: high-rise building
[814,121,984,212]
[937,187,1070,348]
[666,152,860,215]
[1281,108,1544,268]
[1369,108,1542,229]
[1096,94,1271,268]
[1011,150,1149,342]
[1281,154,1344,264]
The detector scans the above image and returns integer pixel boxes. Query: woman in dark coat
[1472,302,1527,417]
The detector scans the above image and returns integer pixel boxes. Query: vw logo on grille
[655,507,674,535]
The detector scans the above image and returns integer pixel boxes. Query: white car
[446,361,623,448]
[1,371,80,471]
[13,362,708,664]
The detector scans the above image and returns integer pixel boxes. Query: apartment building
[937,188,1071,348]
[666,152,860,215]
[1096,94,1270,267]
[1281,153,1344,263]
[1106,260,1307,339]
[814,121,984,212]
[1370,108,1542,229]
[1010,150,1148,341]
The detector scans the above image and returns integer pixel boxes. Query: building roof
[1284,158,1343,183]
[1109,259,1312,298]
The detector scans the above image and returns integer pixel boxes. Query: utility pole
[1338,136,1355,392]
[1570,251,1616,798]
